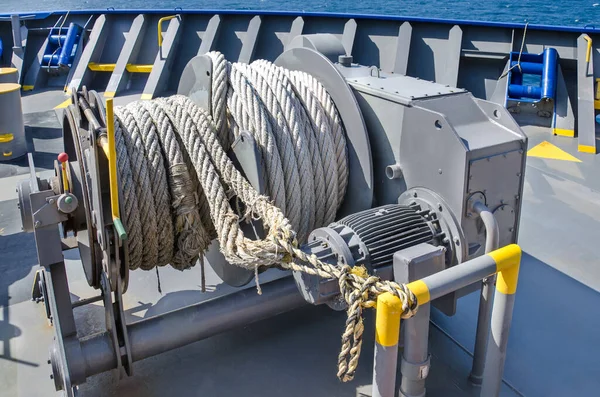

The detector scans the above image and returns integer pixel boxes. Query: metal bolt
[48,198,55,204]
[442,237,450,244]
[517,173,522,177]
[509,227,514,232]
[34,221,41,228]
[454,237,460,246]
[413,192,418,198]
[437,203,443,212]
[438,169,443,174]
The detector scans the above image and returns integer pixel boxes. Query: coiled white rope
[111,52,416,382]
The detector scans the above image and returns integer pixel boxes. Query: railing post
[372,292,402,397]
[481,246,521,396]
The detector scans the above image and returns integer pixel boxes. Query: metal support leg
[399,303,430,397]
[393,244,444,397]
[481,290,517,396]
[469,199,499,385]
[372,293,402,397]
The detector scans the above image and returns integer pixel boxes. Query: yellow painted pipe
[157,15,177,48]
[375,292,402,347]
[88,62,116,72]
[584,35,592,63]
[126,64,153,73]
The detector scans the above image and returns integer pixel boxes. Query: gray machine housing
[282,35,527,315]
[346,69,526,314]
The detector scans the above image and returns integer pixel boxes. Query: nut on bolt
[34,221,41,228]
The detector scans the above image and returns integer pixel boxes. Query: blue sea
[1,0,599,28]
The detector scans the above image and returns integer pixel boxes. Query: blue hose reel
[506,48,558,105]
[41,23,83,70]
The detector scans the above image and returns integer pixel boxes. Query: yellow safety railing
[584,35,593,63]
[157,15,177,49]
[373,244,522,395]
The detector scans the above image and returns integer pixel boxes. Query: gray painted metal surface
[142,15,182,99]
[67,14,109,92]
[104,14,147,97]
[394,244,445,397]
[0,8,599,397]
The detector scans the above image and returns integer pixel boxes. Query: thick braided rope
[250,59,327,230]
[126,102,174,267]
[251,60,317,238]
[226,64,288,214]
[114,119,143,270]
[291,70,348,204]
[141,100,208,270]
[234,62,303,237]
[284,69,339,225]
[115,106,159,270]
[206,51,231,148]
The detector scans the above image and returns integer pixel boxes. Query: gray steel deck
[1,88,599,396]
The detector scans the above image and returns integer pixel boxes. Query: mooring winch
[17,33,527,397]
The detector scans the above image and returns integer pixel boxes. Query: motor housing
[294,204,442,309]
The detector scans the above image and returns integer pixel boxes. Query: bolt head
[34,221,41,228]
[48,198,55,204]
